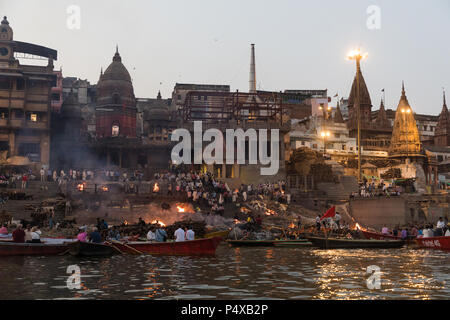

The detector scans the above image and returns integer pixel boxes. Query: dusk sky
[2,0,449,115]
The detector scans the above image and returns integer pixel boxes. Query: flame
[234,219,240,224]
[124,220,128,225]
[264,209,277,216]
[177,205,185,213]
[77,183,84,191]
[101,186,108,192]
[153,183,160,192]
[353,223,366,231]
[288,222,295,228]
[151,220,165,227]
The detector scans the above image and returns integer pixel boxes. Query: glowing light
[347,48,368,60]
[77,183,84,191]
[101,186,108,192]
[151,220,165,227]
[153,183,160,193]
[320,131,331,137]
[177,205,185,213]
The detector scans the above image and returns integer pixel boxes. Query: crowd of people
[350,179,403,198]
[152,170,288,216]
[379,217,450,239]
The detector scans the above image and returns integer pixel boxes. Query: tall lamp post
[321,130,330,157]
[347,48,368,183]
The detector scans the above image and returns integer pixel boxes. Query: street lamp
[347,48,368,183]
[321,130,331,157]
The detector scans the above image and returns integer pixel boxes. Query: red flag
[320,206,336,221]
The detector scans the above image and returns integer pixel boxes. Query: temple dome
[146,91,170,121]
[96,47,135,108]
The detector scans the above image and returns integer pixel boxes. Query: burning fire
[77,183,84,191]
[101,186,108,192]
[153,183,160,193]
[353,223,366,231]
[264,209,277,216]
[177,205,185,213]
[151,220,165,227]
[288,222,296,229]
[123,220,128,225]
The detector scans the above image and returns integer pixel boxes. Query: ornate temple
[346,60,392,151]
[434,91,450,147]
[388,83,424,161]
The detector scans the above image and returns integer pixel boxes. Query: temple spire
[157,90,162,100]
[249,44,256,94]
[443,88,447,108]
[334,105,344,123]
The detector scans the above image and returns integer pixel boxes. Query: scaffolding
[181,90,283,125]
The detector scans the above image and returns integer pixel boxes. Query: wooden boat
[306,236,405,249]
[111,237,222,256]
[227,239,309,247]
[68,241,117,257]
[204,230,230,239]
[415,236,450,250]
[0,241,70,256]
[361,230,416,244]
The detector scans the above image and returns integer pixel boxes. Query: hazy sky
[1,0,449,115]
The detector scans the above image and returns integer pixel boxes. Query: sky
[1,0,449,115]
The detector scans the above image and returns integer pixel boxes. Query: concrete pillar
[8,133,15,157]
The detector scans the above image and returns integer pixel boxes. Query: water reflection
[0,246,448,300]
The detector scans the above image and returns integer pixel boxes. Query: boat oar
[58,249,70,256]
[112,240,143,255]
[109,243,124,254]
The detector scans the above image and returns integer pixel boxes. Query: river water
[0,245,448,300]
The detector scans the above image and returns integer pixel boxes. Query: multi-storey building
[0,16,56,170]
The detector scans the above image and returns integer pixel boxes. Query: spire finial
[157,90,162,100]
[116,44,118,54]
[1,16,8,25]
[443,87,447,107]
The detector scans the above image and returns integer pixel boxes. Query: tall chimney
[249,44,256,94]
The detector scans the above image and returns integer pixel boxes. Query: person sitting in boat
[30,226,42,243]
[24,225,33,243]
[155,226,167,242]
[0,224,8,235]
[77,227,88,242]
[174,226,186,242]
[108,226,121,241]
[186,226,195,241]
[381,225,389,235]
[445,224,450,237]
[12,224,25,243]
[89,227,102,243]
[436,217,445,236]
[147,227,156,241]
[400,227,408,240]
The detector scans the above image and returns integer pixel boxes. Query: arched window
[112,124,120,137]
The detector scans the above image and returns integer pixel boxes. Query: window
[112,125,120,136]
[312,144,318,149]
[16,79,25,90]
[30,113,37,122]
[51,93,60,101]
[204,96,208,101]
[198,96,202,100]
[0,79,11,90]
[177,95,182,100]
